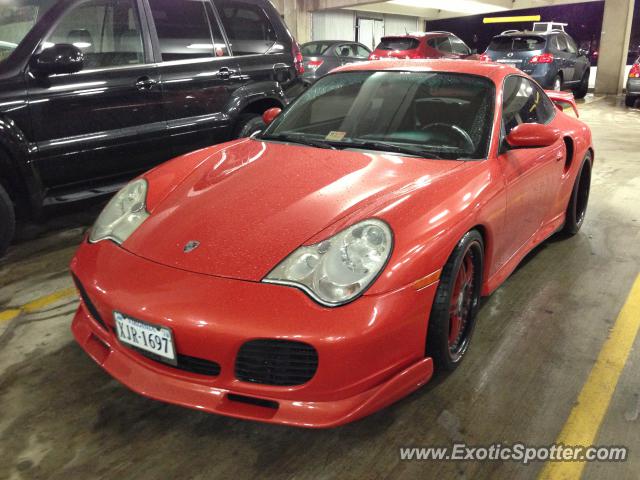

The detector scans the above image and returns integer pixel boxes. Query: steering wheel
[420,123,475,153]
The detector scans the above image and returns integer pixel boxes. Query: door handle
[135,76,157,90]
[217,67,232,80]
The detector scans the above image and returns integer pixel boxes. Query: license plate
[114,312,177,365]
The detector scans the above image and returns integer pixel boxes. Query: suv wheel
[552,75,562,91]
[625,95,637,108]
[234,114,266,138]
[0,183,15,257]
[573,70,589,99]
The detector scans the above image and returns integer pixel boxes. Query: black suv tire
[0,183,15,257]
[234,114,266,138]
[573,70,589,99]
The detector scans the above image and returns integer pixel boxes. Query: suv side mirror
[31,44,84,76]
[262,107,282,125]
[505,123,561,149]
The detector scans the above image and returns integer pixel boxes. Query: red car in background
[369,31,480,60]
[71,60,592,428]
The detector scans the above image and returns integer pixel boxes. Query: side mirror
[262,107,282,125]
[31,44,84,76]
[505,123,561,149]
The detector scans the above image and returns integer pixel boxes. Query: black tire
[426,230,484,372]
[625,95,637,108]
[563,154,592,235]
[0,183,15,257]
[573,70,589,99]
[551,74,563,92]
[233,114,266,138]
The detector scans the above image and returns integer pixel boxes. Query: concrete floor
[1,96,639,480]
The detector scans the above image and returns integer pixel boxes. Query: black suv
[0,0,304,255]
[483,30,590,98]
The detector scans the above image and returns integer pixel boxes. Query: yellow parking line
[0,309,21,323]
[538,274,640,480]
[22,287,77,313]
[0,287,78,323]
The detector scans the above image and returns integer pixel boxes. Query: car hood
[124,139,463,281]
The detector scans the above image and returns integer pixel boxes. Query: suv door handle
[217,67,232,79]
[135,76,157,90]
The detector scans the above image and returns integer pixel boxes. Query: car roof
[332,59,518,83]
[496,30,562,37]
[381,31,451,40]
[302,40,362,45]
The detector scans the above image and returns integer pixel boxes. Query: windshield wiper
[337,140,445,159]
[260,133,337,150]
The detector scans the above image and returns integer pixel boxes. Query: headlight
[89,179,149,244]
[264,219,393,306]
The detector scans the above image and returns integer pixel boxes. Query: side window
[148,0,228,61]
[354,44,370,58]
[45,0,144,69]
[565,35,578,54]
[502,76,555,135]
[555,35,568,52]
[215,0,277,55]
[431,36,452,53]
[450,36,470,55]
[335,44,352,57]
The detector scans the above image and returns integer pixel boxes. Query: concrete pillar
[283,0,312,43]
[594,0,635,94]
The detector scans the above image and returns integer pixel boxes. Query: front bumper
[70,240,437,427]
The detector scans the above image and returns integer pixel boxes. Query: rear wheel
[0,183,15,257]
[625,95,638,108]
[573,70,589,99]
[552,75,562,92]
[563,154,592,235]
[233,114,265,139]
[426,230,484,371]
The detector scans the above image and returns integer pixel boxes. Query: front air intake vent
[235,339,318,386]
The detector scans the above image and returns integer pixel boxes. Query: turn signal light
[306,59,324,70]
[629,63,640,78]
[530,53,554,64]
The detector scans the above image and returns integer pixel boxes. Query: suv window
[554,34,568,52]
[449,36,470,55]
[428,36,452,53]
[488,36,545,52]
[564,34,578,54]
[502,76,555,135]
[0,0,57,64]
[216,0,276,55]
[46,0,144,69]
[377,37,419,51]
[149,0,227,61]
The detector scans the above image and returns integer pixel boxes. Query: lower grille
[126,343,221,377]
[235,339,318,386]
[72,274,107,330]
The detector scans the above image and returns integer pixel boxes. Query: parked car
[625,57,640,107]
[71,59,593,427]
[0,0,305,256]
[369,32,479,60]
[300,40,370,84]
[482,30,590,98]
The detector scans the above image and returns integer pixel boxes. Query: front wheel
[562,154,592,235]
[233,114,266,139]
[426,230,484,371]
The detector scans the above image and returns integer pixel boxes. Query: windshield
[0,0,56,64]
[488,36,546,52]
[262,71,495,160]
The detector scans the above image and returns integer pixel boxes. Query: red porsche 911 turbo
[71,60,593,428]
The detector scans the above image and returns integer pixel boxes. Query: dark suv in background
[483,30,590,98]
[300,40,370,85]
[0,0,305,255]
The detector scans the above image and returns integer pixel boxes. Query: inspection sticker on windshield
[326,131,346,141]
